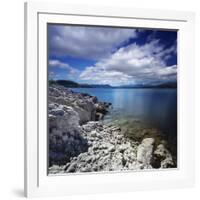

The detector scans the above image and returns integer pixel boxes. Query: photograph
[47,24,177,174]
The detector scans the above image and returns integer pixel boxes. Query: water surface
[72,88,177,154]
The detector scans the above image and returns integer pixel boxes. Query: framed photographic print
[24,2,195,197]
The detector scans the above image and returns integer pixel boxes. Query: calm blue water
[72,88,177,143]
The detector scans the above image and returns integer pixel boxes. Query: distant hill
[49,80,177,89]
[118,82,177,88]
[49,80,79,87]
[49,80,112,88]
[155,82,177,88]
[56,80,79,87]
[80,84,111,88]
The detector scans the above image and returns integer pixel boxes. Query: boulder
[73,99,96,124]
[49,104,89,166]
[137,138,155,166]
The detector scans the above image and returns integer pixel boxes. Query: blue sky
[48,24,177,86]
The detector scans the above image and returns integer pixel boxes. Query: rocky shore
[48,84,175,174]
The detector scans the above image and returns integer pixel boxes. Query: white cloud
[49,25,137,59]
[49,59,79,75]
[80,40,177,86]
[49,71,60,79]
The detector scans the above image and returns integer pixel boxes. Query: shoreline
[48,84,176,174]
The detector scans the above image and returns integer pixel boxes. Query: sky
[48,24,177,86]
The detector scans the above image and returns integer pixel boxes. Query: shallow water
[72,88,177,155]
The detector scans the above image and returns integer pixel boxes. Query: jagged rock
[72,99,96,124]
[49,104,89,166]
[48,85,111,167]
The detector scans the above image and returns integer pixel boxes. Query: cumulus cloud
[48,25,137,59]
[80,40,177,86]
[49,59,79,75]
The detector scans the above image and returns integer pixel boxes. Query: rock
[80,165,92,172]
[103,149,109,155]
[49,165,65,174]
[64,162,71,170]
[119,144,128,153]
[66,162,77,172]
[48,84,105,167]
[73,100,96,124]
[48,84,175,174]
[95,112,104,121]
[91,96,98,103]
[82,121,100,132]
[95,103,108,114]
[108,145,115,152]
[137,138,155,166]
[49,107,65,117]
[92,143,99,151]
[153,144,174,168]
[90,130,97,137]
[99,144,108,150]
[142,138,155,145]
[111,127,121,132]
[49,104,89,166]
[161,157,174,168]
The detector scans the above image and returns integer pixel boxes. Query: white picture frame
[24,2,195,197]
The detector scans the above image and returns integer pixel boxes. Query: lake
[72,88,177,154]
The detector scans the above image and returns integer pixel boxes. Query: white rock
[137,138,155,166]
[154,144,174,168]
[108,145,115,152]
[90,130,97,137]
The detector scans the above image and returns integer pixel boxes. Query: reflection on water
[72,88,177,154]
